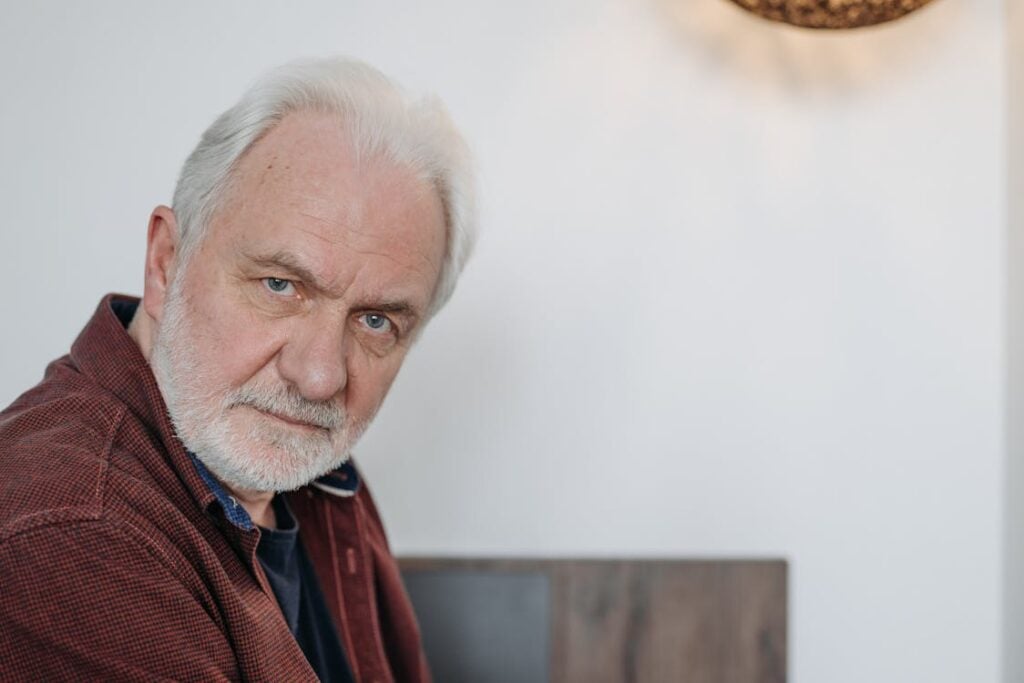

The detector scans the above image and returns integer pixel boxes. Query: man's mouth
[248,405,329,432]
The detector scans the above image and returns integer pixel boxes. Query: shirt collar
[189,453,362,531]
[312,464,360,499]
[189,453,256,530]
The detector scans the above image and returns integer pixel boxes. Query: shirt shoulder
[0,362,225,625]
[0,513,238,681]
[0,354,133,536]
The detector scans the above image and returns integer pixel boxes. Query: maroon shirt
[0,295,430,683]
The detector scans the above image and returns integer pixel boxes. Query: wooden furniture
[399,558,787,683]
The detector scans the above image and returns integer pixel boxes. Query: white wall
[0,1,1006,681]
[1006,0,1023,680]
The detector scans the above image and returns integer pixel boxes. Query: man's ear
[142,206,181,323]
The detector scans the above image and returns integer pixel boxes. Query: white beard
[149,275,366,492]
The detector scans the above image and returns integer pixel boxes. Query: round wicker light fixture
[728,0,935,29]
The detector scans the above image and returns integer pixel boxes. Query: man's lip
[249,405,327,431]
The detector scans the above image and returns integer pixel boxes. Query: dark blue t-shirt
[257,495,354,683]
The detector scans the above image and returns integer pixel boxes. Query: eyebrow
[247,250,322,288]
[368,301,417,317]
[245,249,421,319]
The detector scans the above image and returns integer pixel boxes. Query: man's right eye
[263,277,295,295]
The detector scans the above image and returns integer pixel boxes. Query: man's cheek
[222,338,287,389]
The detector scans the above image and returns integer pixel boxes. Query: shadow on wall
[652,0,963,96]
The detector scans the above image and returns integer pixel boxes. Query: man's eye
[361,313,392,333]
[263,277,295,295]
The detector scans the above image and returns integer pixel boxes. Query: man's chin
[189,433,345,494]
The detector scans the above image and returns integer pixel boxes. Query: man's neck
[127,303,154,362]
[229,486,278,529]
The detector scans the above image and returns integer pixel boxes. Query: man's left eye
[263,277,295,295]
[361,313,392,332]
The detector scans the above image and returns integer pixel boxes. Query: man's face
[151,111,447,493]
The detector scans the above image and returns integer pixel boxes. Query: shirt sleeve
[0,515,238,682]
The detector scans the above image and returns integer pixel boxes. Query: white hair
[172,56,477,316]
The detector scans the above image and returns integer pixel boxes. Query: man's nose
[276,323,348,402]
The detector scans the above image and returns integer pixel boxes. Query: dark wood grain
[399,558,787,683]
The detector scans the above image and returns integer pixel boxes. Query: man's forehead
[225,111,443,236]
[238,112,356,197]
[199,111,448,309]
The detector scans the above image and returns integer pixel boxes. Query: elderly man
[0,58,475,682]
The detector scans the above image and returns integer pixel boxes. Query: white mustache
[225,385,344,430]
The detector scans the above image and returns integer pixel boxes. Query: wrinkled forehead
[225,111,440,233]
[240,109,440,196]
[199,111,447,303]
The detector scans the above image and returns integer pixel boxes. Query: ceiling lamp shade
[727,0,935,29]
